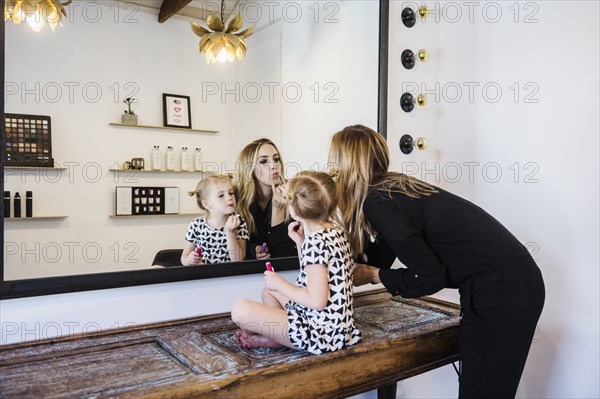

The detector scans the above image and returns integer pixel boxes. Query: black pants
[458,262,545,398]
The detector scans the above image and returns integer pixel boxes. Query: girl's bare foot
[237,329,283,349]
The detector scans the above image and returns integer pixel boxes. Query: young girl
[231,171,361,354]
[181,173,248,265]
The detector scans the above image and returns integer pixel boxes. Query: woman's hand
[225,214,241,232]
[287,221,304,245]
[353,263,381,286]
[271,182,287,209]
[255,244,271,260]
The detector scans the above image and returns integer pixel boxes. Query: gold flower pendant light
[191,0,254,64]
[5,0,72,32]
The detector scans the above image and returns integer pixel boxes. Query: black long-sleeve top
[246,198,297,259]
[363,186,533,298]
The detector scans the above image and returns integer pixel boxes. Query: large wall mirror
[1,0,388,299]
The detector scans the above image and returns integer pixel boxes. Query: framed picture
[162,93,192,129]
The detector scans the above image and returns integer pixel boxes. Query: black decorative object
[13,192,21,218]
[401,49,429,70]
[3,191,11,218]
[26,191,33,218]
[399,134,428,155]
[401,92,416,112]
[4,113,54,167]
[401,7,416,28]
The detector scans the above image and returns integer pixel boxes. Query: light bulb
[26,11,45,32]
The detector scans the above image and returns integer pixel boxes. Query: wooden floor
[0,290,460,398]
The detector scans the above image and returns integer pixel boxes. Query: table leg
[377,382,397,399]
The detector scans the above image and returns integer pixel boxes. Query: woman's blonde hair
[285,171,337,223]
[235,138,285,234]
[188,173,233,215]
[328,125,437,254]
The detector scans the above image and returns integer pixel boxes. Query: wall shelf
[109,213,197,218]
[4,216,68,221]
[109,168,203,174]
[4,166,67,170]
[108,123,219,134]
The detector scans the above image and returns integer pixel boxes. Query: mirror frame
[0,0,389,299]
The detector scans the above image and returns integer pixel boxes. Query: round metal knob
[400,134,428,154]
[418,5,430,20]
[402,5,430,28]
[400,93,428,112]
[401,49,430,69]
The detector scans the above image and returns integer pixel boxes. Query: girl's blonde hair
[285,171,337,223]
[188,173,233,214]
[328,125,437,255]
[235,138,285,234]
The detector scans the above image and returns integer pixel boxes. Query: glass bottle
[180,147,190,172]
[26,191,33,217]
[13,192,21,218]
[151,145,162,171]
[194,147,202,172]
[166,146,175,171]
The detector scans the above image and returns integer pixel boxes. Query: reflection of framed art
[162,93,192,129]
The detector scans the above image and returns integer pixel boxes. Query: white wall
[3,1,598,398]
[388,1,599,398]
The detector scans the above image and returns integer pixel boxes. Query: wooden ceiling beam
[159,0,194,23]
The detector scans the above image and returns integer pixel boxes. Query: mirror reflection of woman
[235,139,297,260]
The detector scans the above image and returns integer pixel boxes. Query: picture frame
[162,93,192,129]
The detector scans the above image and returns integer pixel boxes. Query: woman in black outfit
[235,138,297,260]
[328,125,544,398]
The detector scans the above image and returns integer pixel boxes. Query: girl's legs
[261,287,289,309]
[231,298,297,350]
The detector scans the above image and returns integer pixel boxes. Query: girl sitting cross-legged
[231,171,361,354]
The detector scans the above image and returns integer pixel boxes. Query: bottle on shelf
[181,147,190,172]
[151,145,162,171]
[26,191,33,217]
[13,192,21,218]
[3,191,10,218]
[166,146,176,171]
[194,147,203,172]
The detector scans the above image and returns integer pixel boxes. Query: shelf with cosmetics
[108,168,205,174]
[108,213,197,218]
[4,166,67,170]
[4,216,69,221]
[108,123,219,134]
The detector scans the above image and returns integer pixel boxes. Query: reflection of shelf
[109,168,203,174]
[109,123,219,134]
[5,216,68,221]
[109,213,197,218]
[4,166,67,170]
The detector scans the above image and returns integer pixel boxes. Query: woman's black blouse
[363,186,534,298]
[246,199,297,259]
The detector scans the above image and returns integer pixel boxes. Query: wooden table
[0,290,460,398]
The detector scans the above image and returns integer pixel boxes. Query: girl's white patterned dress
[286,227,362,354]
[185,217,249,264]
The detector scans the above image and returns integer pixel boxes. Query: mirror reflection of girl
[231,171,362,354]
[329,125,545,398]
[235,138,297,260]
[181,174,248,265]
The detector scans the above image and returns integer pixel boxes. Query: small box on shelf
[115,186,179,216]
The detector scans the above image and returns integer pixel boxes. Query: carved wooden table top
[0,290,460,398]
